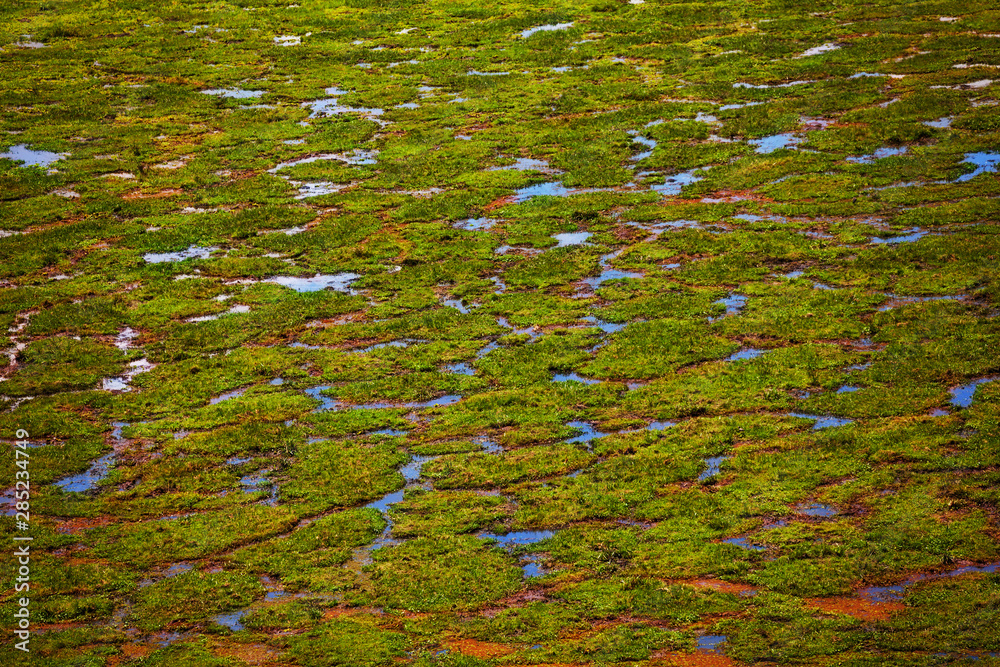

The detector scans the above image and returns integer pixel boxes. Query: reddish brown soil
[805,596,905,621]
[446,638,518,659]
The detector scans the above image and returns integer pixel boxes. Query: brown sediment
[651,651,743,666]
[57,516,117,534]
[446,638,518,659]
[321,606,370,620]
[122,188,184,199]
[805,596,905,621]
[213,642,286,665]
[120,643,156,660]
[688,579,759,596]
[485,195,516,210]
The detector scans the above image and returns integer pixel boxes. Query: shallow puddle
[552,372,601,385]
[869,227,927,244]
[798,503,837,517]
[698,635,728,654]
[455,217,497,230]
[0,144,67,168]
[859,561,1000,602]
[564,421,607,448]
[750,133,802,154]
[788,413,854,430]
[202,88,264,99]
[955,152,1000,182]
[265,273,359,293]
[479,529,556,548]
[798,42,840,58]
[212,609,249,631]
[725,347,764,362]
[650,167,708,195]
[143,245,219,264]
[699,455,729,481]
[55,451,115,493]
[521,23,574,39]
[847,147,908,164]
[712,294,747,318]
[723,537,766,551]
[949,377,996,408]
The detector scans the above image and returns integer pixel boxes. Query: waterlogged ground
[1,0,1000,665]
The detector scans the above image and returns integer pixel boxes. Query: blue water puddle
[750,133,802,154]
[698,635,728,654]
[366,489,405,514]
[847,146,908,164]
[647,420,675,431]
[924,117,953,129]
[734,213,786,223]
[370,428,407,437]
[723,537,767,552]
[212,609,249,631]
[553,372,602,385]
[798,503,837,517]
[581,316,626,334]
[210,387,247,405]
[455,217,497,230]
[788,413,854,430]
[850,71,886,78]
[269,150,377,172]
[240,473,279,505]
[784,270,804,279]
[650,167,709,195]
[950,377,997,408]
[473,436,503,455]
[699,455,729,481]
[442,298,470,314]
[552,231,592,247]
[202,88,264,99]
[859,562,1000,602]
[582,267,643,291]
[480,530,556,548]
[265,273,359,293]
[521,554,548,578]
[870,227,927,244]
[55,446,118,493]
[513,180,573,202]
[490,157,551,171]
[565,421,607,447]
[956,152,1000,182]
[628,131,657,161]
[859,583,906,602]
[837,385,860,394]
[877,294,962,311]
[0,144,67,168]
[475,341,501,359]
[710,294,746,320]
[498,317,541,340]
[734,80,813,89]
[353,395,462,410]
[521,22,573,39]
[143,245,219,263]
[227,456,252,465]
[350,339,424,354]
[445,362,475,376]
[302,90,385,126]
[305,385,339,412]
[139,562,194,588]
[726,347,765,362]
